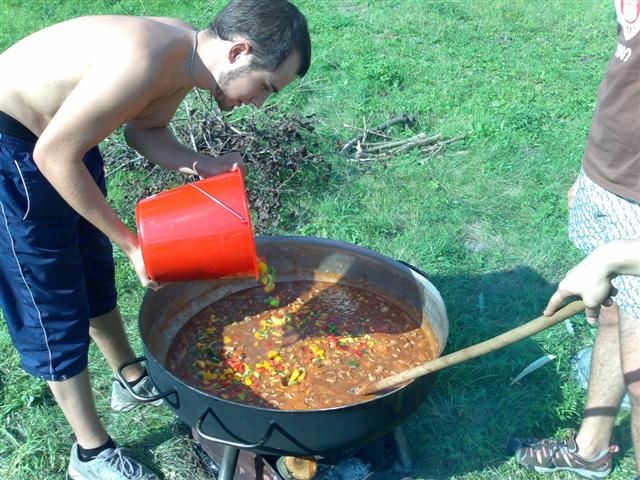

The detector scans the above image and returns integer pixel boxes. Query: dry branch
[364,133,427,152]
[340,114,416,154]
[345,117,465,163]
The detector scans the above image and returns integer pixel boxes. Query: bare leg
[49,308,148,449]
[89,307,143,382]
[48,369,109,449]
[575,304,625,458]
[619,310,640,474]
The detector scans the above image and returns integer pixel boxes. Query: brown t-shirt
[582,0,640,202]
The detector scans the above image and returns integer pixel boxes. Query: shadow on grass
[401,265,603,479]
[127,420,190,451]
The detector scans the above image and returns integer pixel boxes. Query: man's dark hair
[208,0,311,77]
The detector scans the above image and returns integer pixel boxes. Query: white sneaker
[68,442,159,480]
[111,375,164,412]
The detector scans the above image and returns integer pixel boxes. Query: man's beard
[214,65,253,111]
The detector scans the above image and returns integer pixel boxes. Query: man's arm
[123,94,244,178]
[544,239,640,322]
[33,47,159,286]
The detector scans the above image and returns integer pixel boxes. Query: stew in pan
[166,280,439,410]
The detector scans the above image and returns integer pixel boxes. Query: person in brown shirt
[0,1,310,478]
[512,1,640,478]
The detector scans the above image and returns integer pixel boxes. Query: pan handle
[115,356,178,405]
[398,260,430,279]
[195,408,278,449]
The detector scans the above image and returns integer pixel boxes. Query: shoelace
[105,448,141,479]
[546,443,564,466]
[531,437,565,452]
[526,437,568,467]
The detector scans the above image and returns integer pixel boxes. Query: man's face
[213,51,301,112]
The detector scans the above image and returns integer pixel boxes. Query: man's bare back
[0,15,196,137]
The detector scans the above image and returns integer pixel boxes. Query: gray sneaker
[111,376,164,412]
[68,442,159,480]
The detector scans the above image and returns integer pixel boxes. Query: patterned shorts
[568,169,640,319]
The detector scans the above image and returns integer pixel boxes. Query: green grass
[1,0,636,479]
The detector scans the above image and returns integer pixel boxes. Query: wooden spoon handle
[356,300,585,396]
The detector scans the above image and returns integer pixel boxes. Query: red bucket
[135,170,259,282]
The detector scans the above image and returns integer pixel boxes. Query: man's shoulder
[66,15,195,37]
[85,16,192,64]
[144,16,196,31]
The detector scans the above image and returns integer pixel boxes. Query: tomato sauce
[166,280,439,410]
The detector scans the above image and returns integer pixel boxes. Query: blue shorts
[0,127,117,381]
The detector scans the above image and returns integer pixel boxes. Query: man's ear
[228,40,252,64]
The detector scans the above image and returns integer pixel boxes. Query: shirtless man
[0,1,310,478]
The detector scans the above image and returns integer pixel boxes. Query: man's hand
[122,233,160,290]
[130,246,160,290]
[544,250,618,324]
[193,152,246,178]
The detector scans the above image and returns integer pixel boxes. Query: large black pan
[124,236,448,458]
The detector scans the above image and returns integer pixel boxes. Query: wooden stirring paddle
[354,300,585,396]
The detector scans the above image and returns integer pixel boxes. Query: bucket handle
[190,184,248,224]
[195,407,278,449]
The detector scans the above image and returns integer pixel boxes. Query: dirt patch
[338,0,369,17]
[462,221,504,254]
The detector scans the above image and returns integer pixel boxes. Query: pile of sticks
[103,99,329,232]
[340,114,464,163]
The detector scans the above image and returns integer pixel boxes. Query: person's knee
[624,375,640,406]
[597,304,620,329]
[89,306,121,325]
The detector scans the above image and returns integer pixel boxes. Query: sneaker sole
[68,453,160,480]
[527,463,610,480]
[111,399,164,412]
